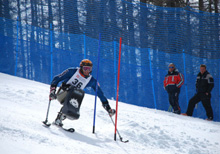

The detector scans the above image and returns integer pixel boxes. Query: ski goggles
[82,66,92,72]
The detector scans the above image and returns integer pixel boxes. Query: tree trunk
[214,0,219,13]
[199,0,205,11]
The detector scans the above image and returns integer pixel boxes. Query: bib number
[72,79,83,89]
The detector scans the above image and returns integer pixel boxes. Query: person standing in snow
[49,59,115,127]
[163,63,184,114]
[182,64,214,121]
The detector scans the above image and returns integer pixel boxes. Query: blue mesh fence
[0,0,220,121]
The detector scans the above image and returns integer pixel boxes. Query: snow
[0,72,220,154]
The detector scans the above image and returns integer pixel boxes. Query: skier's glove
[49,87,57,100]
[108,109,116,117]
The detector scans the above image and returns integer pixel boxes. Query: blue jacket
[51,67,108,103]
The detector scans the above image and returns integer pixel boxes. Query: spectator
[163,63,184,114]
[182,64,214,121]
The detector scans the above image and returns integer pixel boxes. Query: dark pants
[168,90,181,114]
[61,86,85,120]
[186,93,213,119]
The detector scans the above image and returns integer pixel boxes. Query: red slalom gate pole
[114,37,122,141]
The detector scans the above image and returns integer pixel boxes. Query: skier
[163,63,184,114]
[49,59,116,127]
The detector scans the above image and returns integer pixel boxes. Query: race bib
[66,68,92,89]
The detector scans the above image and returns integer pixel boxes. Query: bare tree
[139,0,188,7]
[138,0,220,12]
[214,0,219,13]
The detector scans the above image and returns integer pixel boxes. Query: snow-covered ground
[0,72,220,154]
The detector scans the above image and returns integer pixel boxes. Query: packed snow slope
[0,73,220,154]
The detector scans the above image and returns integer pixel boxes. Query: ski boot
[54,112,66,127]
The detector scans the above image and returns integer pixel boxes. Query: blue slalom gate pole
[114,40,117,99]
[93,33,101,133]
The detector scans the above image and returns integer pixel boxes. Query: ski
[61,127,75,133]
[42,121,75,133]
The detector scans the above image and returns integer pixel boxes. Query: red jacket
[164,69,184,92]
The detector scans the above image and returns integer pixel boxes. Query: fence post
[148,48,157,109]
[182,50,189,105]
[84,32,86,59]
[50,23,53,82]
[15,16,19,76]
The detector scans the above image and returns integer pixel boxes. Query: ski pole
[109,114,129,143]
[42,99,52,127]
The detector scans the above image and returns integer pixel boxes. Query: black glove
[108,109,116,117]
[49,87,57,100]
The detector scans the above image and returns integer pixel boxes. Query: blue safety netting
[0,0,220,121]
